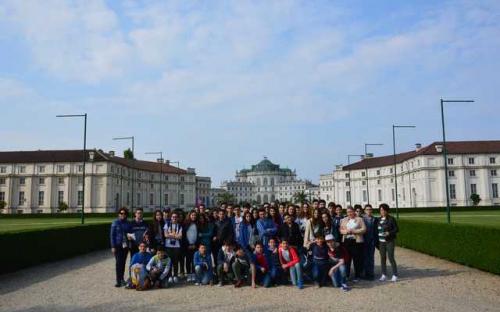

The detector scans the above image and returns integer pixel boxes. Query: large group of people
[110,200,399,291]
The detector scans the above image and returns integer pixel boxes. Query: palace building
[0,149,201,213]
[319,141,500,208]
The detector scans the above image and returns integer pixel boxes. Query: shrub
[397,219,500,275]
[58,201,69,212]
[0,223,110,274]
[470,193,481,206]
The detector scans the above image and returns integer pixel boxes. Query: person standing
[278,214,302,249]
[129,208,148,256]
[340,206,366,282]
[256,208,277,249]
[149,209,165,253]
[183,210,198,283]
[362,204,377,280]
[378,203,399,282]
[110,207,131,287]
[214,209,235,268]
[164,212,182,284]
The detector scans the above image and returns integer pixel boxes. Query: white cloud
[1,0,131,83]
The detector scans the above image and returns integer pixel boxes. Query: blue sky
[1,0,499,185]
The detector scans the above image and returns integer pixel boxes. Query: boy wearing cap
[326,234,350,292]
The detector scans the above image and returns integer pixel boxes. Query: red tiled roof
[343,140,500,170]
[0,149,188,174]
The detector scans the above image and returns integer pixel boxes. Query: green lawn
[0,217,114,233]
[397,210,500,228]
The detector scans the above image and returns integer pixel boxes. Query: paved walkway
[1,247,499,312]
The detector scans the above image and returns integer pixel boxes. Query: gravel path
[1,247,499,312]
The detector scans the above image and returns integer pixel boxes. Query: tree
[293,191,307,204]
[123,148,134,160]
[58,201,69,212]
[470,193,481,206]
[0,200,6,211]
[216,192,236,206]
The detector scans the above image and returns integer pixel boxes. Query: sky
[1,0,500,186]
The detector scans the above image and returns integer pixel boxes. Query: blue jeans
[269,266,284,285]
[256,269,271,287]
[330,264,347,287]
[312,259,329,286]
[288,263,303,287]
[195,265,213,285]
[363,240,376,278]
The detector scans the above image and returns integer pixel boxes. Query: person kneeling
[310,235,330,288]
[194,244,213,286]
[146,247,172,288]
[232,246,254,288]
[326,234,350,292]
[253,243,271,288]
[128,242,152,290]
[217,241,235,286]
[278,239,303,289]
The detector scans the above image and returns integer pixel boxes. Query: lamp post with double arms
[392,125,416,220]
[347,154,364,207]
[113,136,135,211]
[56,113,87,225]
[364,143,384,205]
[145,152,163,210]
[440,98,474,224]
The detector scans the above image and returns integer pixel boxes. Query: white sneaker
[173,276,179,283]
[168,277,174,283]
[391,275,398,282]
[195,282,200,286]
[379,275,387,282]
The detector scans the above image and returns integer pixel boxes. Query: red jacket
[278,246,300,268]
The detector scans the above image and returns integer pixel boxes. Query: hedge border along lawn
[397,219,500,275]
[0,223,110,274]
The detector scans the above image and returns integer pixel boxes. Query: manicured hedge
[397,219,500,275]
[0,223,110,274]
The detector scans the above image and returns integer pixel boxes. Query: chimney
[415,143,422,151]
[89,151,95,161]
[364,153,374,159]
[109,150,115,157]
[157,158,164,163]
[165,160,170,165]
[435,144,443,153]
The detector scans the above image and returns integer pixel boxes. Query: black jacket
[215,217,235,244]
[376,215,399,242]
[278,222,302,247]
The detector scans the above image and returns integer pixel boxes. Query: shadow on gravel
[0,250,110,295]
[350,264,463,290]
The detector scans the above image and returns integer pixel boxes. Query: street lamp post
[441,99,474,224]
[347,154,364,207]
[146,152,163,210]
[113,136,135,211]
[364,143,383,205]
[392,125,416,220]
[56,113,87,225]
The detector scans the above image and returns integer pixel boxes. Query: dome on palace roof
[250,157,286,172]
